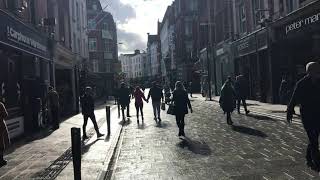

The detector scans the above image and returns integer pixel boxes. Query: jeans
[305,128,320,166]
[83,113,100,136]
[175,114,185,135]
[237,98,248,112]
[152,101,161,119]
[135,103,144,119]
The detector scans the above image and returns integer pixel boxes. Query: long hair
[174,81,186,91]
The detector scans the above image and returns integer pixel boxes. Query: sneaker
[97,133,104,138]
[0,159,7,167]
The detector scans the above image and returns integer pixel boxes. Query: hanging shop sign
[0,10,49,59]
[232,29,267,58]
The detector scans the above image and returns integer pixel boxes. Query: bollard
[71,127,81,180]
[106,106,111,135]
[117,103,120,118]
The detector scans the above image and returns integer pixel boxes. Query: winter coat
[148,86,163,102]
[172,89,192,115]
[234,75,249,99]
[118,87,131,106]
[287,75,320,129]
[0,102,10,150]
[134,89,146,106]
[80,93,95,115]
[219,81,236,113]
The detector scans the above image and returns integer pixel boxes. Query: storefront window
[239,4,247,34]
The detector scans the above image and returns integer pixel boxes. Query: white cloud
[101,0,174,54]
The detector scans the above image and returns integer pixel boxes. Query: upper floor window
[88,20,96,29]
[239,4,247,33]
[286,0,294,13]
[89,38,97,51]
[93,60,99,72]
[252,0,264,27]
[92,4,97,10]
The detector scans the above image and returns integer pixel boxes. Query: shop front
[271,1,320,103]
[214,42,233,95]
[232,28,269,102]
[0,10,51,138]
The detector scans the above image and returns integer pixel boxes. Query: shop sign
[7,26,47,52]
[0,10,49,58]
[233,29,267,58]
[285,12,320,35]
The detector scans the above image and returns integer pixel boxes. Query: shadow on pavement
[246,114,276,122]
[232,125,268,138]
[137,122,145,129]
[119,118,132,126]
[156,121,171,128]
[177,137,211,156]
[82,139,103,154]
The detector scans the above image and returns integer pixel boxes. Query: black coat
[288,75,320,129]
[118,87,131,105]
[172,89,191,115]
[234,77,249,99]
[81,94,94,115]
[219,82,236,113]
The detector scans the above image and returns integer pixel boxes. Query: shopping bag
[161,102,166,110]
[167,103,175,115]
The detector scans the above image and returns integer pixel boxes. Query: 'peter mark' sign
[285,12,320,34]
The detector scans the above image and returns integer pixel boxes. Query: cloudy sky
[101,0,174,54]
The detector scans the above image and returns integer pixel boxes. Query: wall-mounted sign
[7,26,47,52]
[285,12,320,35]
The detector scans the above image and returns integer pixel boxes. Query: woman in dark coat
[172,81,193,137]
[219,77,236,125]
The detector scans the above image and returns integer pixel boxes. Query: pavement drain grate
[31,117,106,180]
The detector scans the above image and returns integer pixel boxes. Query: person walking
[147,82,164,122]
[133,86,148,123]
[287,62,320,170]
[279,76,290,105]
[0,102,9,167]
[234,74,250,115]
[172,81,192,137]
[126,85,134,117]
[118,83,131,121]
[46,86,60,130]
[189,82,193,97]
[219,77,236,125]
[80,87,104,140]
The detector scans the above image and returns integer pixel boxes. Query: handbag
[161,102,166,110]
[167,103,176,115]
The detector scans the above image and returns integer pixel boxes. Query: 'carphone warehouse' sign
[7,26,47,52]
[286,12,320,34]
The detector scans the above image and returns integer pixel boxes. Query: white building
[119,50,147,81]
[147,34,160,78]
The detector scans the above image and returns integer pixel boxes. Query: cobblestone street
[111,95,320,180]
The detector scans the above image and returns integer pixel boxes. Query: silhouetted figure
[118,83,131,121]
[234,74,250,115]
[287,62,320,170]
[279,76,290,105]
[80,87,104,140]
[147,82,164,122]
[133,86,148,123]
[46,86,60,130]
[189,82,193,97]
[0,102,9,167]
[127,85,134,117]
[172,81,192,137]
[219,77,236,125]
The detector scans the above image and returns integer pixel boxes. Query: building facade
[147,33,161,81]
[119,50,147,83]
[0,0,52,137]
[87,0,118,98]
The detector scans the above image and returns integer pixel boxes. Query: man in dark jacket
[46,86,60,130]
[147,82,164,122]
[118,83,131,121]
[81,87,104,140]
[287,62,320,170]
[234,74,250,115]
